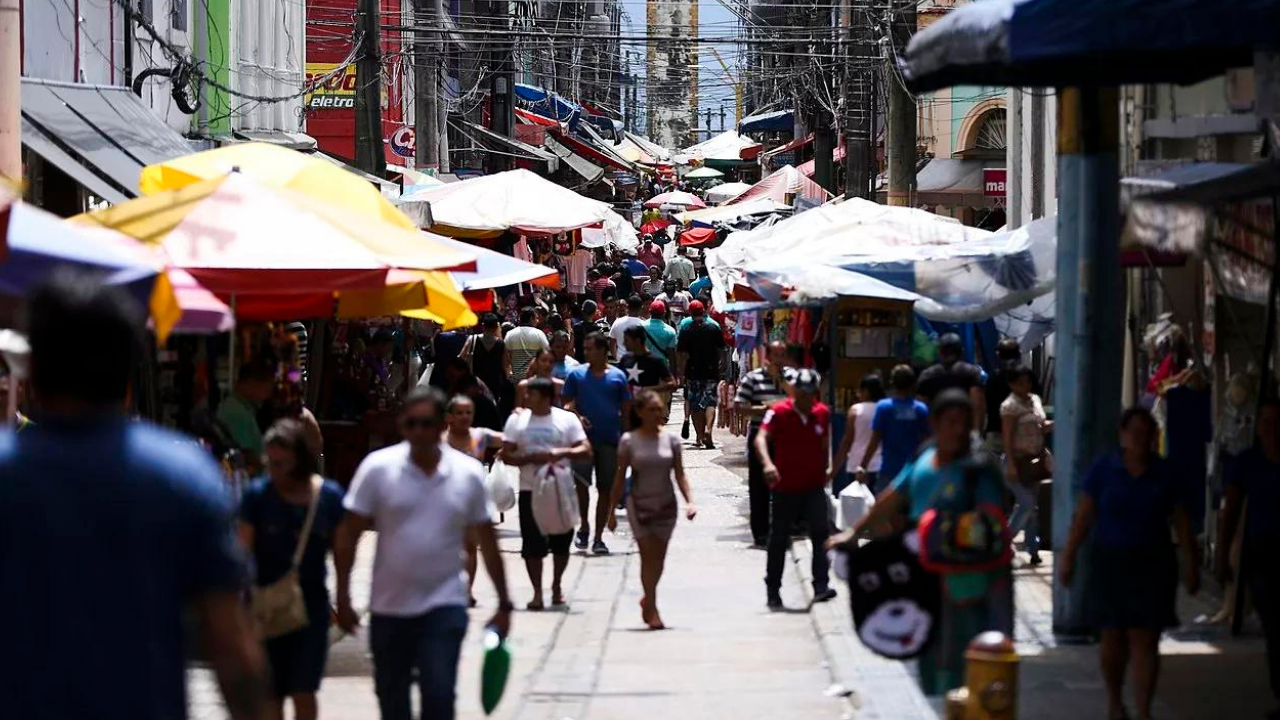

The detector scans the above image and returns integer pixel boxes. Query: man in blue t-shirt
[856,364,931,493]
[0,275,265,720]
[563,331,632,555]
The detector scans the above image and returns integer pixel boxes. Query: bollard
[950,631,1019,720]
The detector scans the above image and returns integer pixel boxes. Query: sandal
[551,589,566,606]
[526,599,545,611]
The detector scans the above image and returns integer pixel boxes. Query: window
[171,0,187,31]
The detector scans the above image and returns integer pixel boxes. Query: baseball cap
[649,300,666,315]
[792,368,821,394]
[689,300,705,315]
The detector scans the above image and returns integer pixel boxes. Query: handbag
[916,461,1012,574]
[252,475,323,640]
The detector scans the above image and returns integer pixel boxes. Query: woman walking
[1061,407,1199,720]
[515,348,565,408]
[238,419,346,720]
[830,373,886,494]
[462,314,512,417]
[1000,364,1051,565]
[608,390,697,629]
[444,394,504,606]
[828,390,1010,695]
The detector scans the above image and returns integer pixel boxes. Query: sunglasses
[402,416,441,430]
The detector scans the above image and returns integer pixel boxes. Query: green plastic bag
[481,628,511,715]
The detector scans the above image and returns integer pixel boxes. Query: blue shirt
[642,317,678,365]
[1226,447,1280,541]
[891,447,1005,522]
[563,365,632,445]
[872,397,931,484]
[552,356,581,381]
[239,478,346,618]
[689,276,712,297]
[1082,451,1180,548]
[0,419,245,719]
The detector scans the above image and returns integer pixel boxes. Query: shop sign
[388,126,416,158]
[983,168,1007,197]
[304,62,357,110]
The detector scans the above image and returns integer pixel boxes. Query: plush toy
[843,533,940,659]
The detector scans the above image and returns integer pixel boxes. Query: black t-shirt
[677,320,726,381]
[917,361,984,405]
[615,352,672,392]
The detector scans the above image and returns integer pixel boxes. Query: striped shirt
[286,321,309,381]
[504,325,549,381]
[734,367,795,427]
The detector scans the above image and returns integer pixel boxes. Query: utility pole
[719,104,726,132]
[414,0,440,172]
[487,0,511,172]
[844,2,872,199]
[0,0,20,183]
[705,107,713,138]
[355,0,384,174]
[886,0,916,206]
[435,0,450,173]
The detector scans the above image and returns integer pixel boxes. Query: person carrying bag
[252,475,323,640]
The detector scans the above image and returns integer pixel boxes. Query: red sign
[983,168,1007,197]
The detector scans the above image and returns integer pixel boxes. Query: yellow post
[954,631,1020,719]
[708,48,743,127]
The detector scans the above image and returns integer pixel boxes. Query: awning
[762,133,813,161]
[915,158,991,207]
[1120,162,1249,210]
[21,79,196,200]
[513,83,582,127]
[232,131,317,150]
[544,133,605,183]
[901,0,1280,93]
[456,121,559,172]
[796,145,847,177]
[515,107,560,128]
[309,150,401,200]
[739,109,794,134]
[677,198,788,226]
[550,129,633,173]
[574,123,638,172]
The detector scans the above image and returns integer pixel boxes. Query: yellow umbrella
[339,269,478,329]
[140,142,418,230]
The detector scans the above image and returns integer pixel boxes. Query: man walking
[0,274,269,720]
[677,300,726,449]
[665,245,696,289]
[564,333,633,554]
[755,369,837,609]
[642,300,678,370]
[609,295,645,361]
[735,340,796,547]
[618,325,678,422]
[550,330,581,380]
[857,365,931,493]
[637,236,665,273]
[917,332,986,430]
[505,307,549,382]
[336,387,513,720]
[504,378,593,609]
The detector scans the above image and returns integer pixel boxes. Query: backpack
[531,460,579,536]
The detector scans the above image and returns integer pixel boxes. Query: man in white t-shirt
[608,295,645,360]
[656,279,692,321]
[664,245,696,288]
[504,307,550,381]
[335,387,512,720]
[503,377,592,610]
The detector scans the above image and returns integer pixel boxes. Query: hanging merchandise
[513,238,534,263]
[566,248,593,295]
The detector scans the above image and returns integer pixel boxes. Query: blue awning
[739,109,794,133]
[902,0,1280,92]
[514,83,582,128]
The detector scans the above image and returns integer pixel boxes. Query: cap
[688,300,705,315]
[792,368,821,394]
[938,332,963,351]
[649,300,666,315]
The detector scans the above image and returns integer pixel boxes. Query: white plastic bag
[838,481,876,530]
[531,460,579,536]
[485,458,518,513]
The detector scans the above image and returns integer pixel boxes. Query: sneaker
[767,592,783,610]
[681,418,690,440]
[592,539,610,555]
[575,530,589,550]
[813,587,838,603]
[703,437,716,450]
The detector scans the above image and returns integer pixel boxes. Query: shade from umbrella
[644,191,706,209]
[684,166,724,180]
[395,168,614,238]
[140,142,420,231]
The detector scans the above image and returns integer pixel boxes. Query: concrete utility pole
[719,104,726,132]
[487,0,511,172]
[705,107,713,137]
[0,0,20,183]
[435,0,450,173]
[414,0,440,172]
[885,0,916,206]
[355,0,385,174]
[1052,87,1123,637]
[843,2,872,199]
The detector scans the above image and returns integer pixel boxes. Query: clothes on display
[566,249,593,295]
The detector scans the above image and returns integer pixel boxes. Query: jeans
[747,425,769,544]
[765,488,831,593]
[370,607,469,720]
[1006,480,1041,556]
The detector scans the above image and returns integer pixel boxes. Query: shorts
[685,379,720,412]
[572,443,619,493]
[264,616,330,695]
[519,491,573,558]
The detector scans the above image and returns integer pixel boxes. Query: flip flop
[526,599,545,611]
[551,590,566,606]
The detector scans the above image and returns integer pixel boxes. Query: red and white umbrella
[644,190,706,209]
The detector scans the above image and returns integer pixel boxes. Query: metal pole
[435,0,450,174]
[354,0,384,175]
[1052,87,1123,637]
[885,0,915,206]
[414,0,439,172]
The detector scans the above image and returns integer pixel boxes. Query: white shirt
[502,408,587,491]
[657,291,692,316]
[504,325,550,380]
[344,443,493,617]
[846,401,883,473]
[609,315,644,358]
[665,255,696,286]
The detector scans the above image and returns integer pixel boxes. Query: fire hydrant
[944,631,1019,720]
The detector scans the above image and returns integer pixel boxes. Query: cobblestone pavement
[191,410,1274,719]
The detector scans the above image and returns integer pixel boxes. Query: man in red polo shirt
[754,368,836,609]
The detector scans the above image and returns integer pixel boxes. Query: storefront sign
[983,168,1007,197]
[388,126,416,158]
[304,62,357,110]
